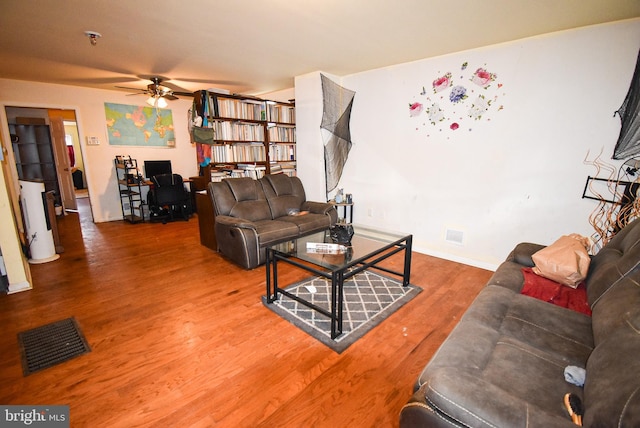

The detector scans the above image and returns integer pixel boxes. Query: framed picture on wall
[104,103,175,147]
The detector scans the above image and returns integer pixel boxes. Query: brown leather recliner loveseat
[208,174,338,269]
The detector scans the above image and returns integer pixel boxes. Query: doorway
[5,106,90,218]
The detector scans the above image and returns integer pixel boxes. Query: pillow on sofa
[521,267,591,315]
[532,234,590,288]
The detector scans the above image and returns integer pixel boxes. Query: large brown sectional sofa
[400,218,640,427]
[208,174,338,269]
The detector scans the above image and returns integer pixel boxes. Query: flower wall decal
[449,86,468,103]
[426,103,444,124]
[470,68,496,88]
[433,72,452,93]
[409,102,423,117]
[409,61,505,137]
[469,95,491,120]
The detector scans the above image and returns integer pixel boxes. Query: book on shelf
[269,163,283,173]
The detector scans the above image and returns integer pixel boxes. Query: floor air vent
[17,317,91,376]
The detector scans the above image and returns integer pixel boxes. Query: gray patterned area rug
[262,271,422,353]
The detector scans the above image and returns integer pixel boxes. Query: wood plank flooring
[0,199,493,427]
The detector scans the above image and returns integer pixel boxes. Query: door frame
[1,103,94,238]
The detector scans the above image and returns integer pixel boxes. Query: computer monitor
[144,160,172,180]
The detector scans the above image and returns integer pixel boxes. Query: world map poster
[105,103,175,147]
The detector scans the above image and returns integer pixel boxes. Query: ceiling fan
[116,77,193,108]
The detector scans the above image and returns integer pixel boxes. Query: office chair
[148,173,192,223]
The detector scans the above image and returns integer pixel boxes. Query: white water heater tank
[19,180,60,264]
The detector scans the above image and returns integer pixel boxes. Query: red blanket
[521,267,592,316]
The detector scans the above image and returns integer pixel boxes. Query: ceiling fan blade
[162,94,179,101]
[171,91,195,97]
[115,85,147,92]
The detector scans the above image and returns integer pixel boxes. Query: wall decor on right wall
[409,61,505,137]
[612,49,640,160]
[320,74,355,197]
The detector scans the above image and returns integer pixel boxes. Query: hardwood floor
[0,199,493,427]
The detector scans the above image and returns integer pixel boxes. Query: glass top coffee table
[265,226,412,339]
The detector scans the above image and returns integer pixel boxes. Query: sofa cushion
[229,200,272,222]
[583,310,640,426]
[415,284,593,426]
[227,177,259,202]
[218,178,272,222]
[462,286,593,364]
[263,173,294,196]
[261,174,306,219]
[209,178,271,221]
[586,217,640,307]
[253,219,300,247]
[275,213,331,235]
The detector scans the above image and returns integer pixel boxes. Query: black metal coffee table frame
[265,229,412,339]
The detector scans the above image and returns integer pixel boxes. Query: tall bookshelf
[9,123,61,205]
[193,91,296,180]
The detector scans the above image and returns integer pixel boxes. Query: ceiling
[1,0,639,98]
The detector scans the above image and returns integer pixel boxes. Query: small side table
[329,200,353,225]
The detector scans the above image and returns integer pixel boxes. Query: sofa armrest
[508,242,546,267]
[401,368,569,427]
[302,201,338,225]
[215,215,257,230]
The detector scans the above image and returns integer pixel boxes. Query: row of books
[212,120,265,141]
[204,94,295,123]
[266,103,295,124]
[269,143,296,161]
[209,164,296,182]
[211,142,266,163]
[267,126,296,143]
[212,97,266,121]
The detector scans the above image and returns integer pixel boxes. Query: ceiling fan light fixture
[147,96,167,109]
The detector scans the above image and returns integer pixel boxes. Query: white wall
[0,80,197,222]
[296,19,640,270]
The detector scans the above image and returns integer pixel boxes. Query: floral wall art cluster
[409,62,505,137]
